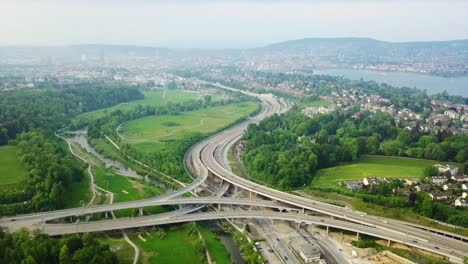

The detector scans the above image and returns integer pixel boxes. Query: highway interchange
[1,83,467,263]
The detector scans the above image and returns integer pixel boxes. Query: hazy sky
[1,0,467,48]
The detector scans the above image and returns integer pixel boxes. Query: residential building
[455,198,468,207]
[363,176,386,186]
[443,183,457,191]
[428,176,448,185]
[434,164,458,176]
[404,178,420,186]
[429,192,452,201]
[415,184,431,192]
[343,181,363,191]
[451,175,468,182]
[444,110,460,120]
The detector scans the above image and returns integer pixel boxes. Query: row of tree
[0,230,118,264]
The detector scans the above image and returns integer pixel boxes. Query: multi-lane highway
[29,211,466,262]
[1,82,467,263]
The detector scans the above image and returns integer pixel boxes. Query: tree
[59,245,72,264]
[380,140,403,156]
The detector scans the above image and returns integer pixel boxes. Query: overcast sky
[0,0,467,48]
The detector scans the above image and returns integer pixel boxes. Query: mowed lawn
[0,145,28,188]
[120,102,259,144]
[92,166,166,216]
[311,155,460,187]
[73,89,220,125]
[130,225,205,264]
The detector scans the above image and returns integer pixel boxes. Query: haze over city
[1,1,468,264]
[1,0,467,48]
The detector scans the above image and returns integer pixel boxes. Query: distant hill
[251,38,468,76]
[0,38,467,76]
[261,38,468,59]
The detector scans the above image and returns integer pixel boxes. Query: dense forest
[0,85,143,145]
[242,107,468,189]
[0,230,118,264]
[0,85,143,215]
[0,132,85,215]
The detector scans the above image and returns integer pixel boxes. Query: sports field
[119,102,259,145]
[0,145,28,188]
[311,155,460,187]
[73,89,222,125]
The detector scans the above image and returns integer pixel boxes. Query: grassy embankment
[0,145,28,190]
[72,89,223,125]
[119,101,259,154]
[311,155,461,188]
[92,165,167,217]
[129,225,205,264]
[304,155,467,236]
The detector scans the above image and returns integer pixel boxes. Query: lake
[314,69,468,97]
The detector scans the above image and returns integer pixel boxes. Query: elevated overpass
[32,211,467,263]
[1,82,467,263]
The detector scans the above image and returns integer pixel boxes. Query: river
[70,133,141,179]
[313,69,468,97]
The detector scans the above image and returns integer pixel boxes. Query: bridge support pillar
[218,203,221,210]
[139,208,143,216]
[234,185,238,194]
[105,212,108,219]
[326,225,329,235]
[301,208,304,214]
[356,232,360,241]
[296,222,300,231]
[387,240,391,247]
[249,191,252,200]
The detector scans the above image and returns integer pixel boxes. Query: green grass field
[92,166,166,216]
[73,89,222,125]
[311,155,460,187]
[0,145,28,188]
[130,225,206,264]
[98,236,135,264]
[198,225,231,264]
[120,102,259,145]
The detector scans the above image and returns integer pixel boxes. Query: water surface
[314,69,468,97]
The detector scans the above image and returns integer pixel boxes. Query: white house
[455,198,468,207]
[434,164,458,176]
[428,176,448,185]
